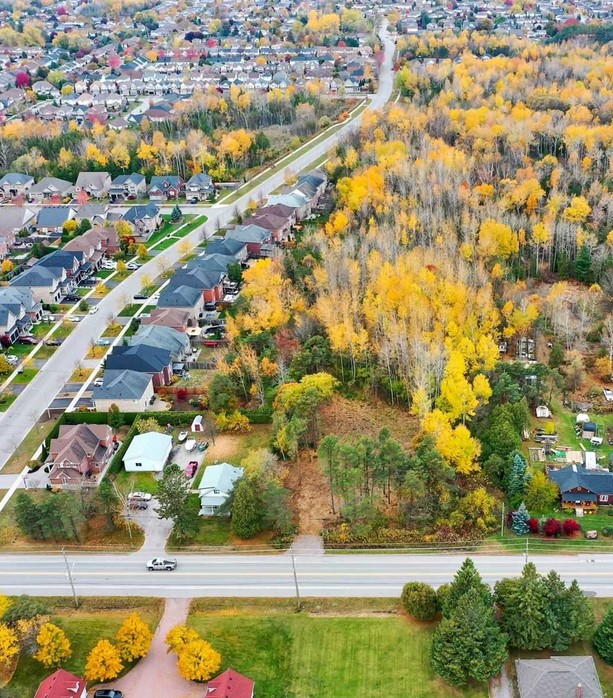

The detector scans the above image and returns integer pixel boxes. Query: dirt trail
[285,450,331,536]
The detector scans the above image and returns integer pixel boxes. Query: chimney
[577,683,582,698]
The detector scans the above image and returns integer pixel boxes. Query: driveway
[128,498,174,557]
[103,598,202,698]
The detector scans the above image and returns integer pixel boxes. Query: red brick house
[46,424,114,486]
[205,669,254,698]
[141,307,191,332]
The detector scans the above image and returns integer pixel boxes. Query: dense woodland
[208,31,613,545]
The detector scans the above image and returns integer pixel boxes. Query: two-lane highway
[1,552,613,598]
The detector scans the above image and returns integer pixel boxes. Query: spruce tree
[511,502,530,535]
[507,453,529,503]
[443,558,491,615]
[431,588,508,687]
[594,606,613,664]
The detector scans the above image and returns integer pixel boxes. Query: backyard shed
[191,414,204,432]
[535,405,551,418]
[123,431,172,472]
[582,421,597,439]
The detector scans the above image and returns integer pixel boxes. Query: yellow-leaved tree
[84,639,123,682]
[177,639,221,682]
[0,623,19,668]
[115,613,153,662]
[0,595,11,618]
[165,625,199,654]
[35,622,72,668]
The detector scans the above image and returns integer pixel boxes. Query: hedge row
[240,406,273,424]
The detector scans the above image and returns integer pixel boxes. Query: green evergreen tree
[170,204,183,223]
[575,244,593,283]
[231,478,264,539]
[567,579,594,643]
[594,605,613,664]
[431,589,508,687]
[108,404,124,429]
[401,582,439,621]
[511,502,530,535]
[507,453,529,503]
[14,492,44,540]
[443,558,491,616]
[548,342,565,368]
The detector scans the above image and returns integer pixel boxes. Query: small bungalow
[123,431,173,472]
[198,463,244,515]
[205,668,255,698]
[515,656,603,698]
[548,464,613,511]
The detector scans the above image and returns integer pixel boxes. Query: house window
[602,495,609,503]
[135,462,142,468]
[213,489,220,494]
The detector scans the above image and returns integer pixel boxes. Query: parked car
[133,293,148,300]
[126,262,141,270]
[67,316,80,322]
[41,315,55,322]
[127,491,152,501]
[93,377,103,387]
[95,338,112,346]
[6,354,18,364]
[89,306,99,314]
[147,557,177,571]
[185,461,198,478]
[204,301,217,311]
[63,294,80,302]
[128,500,148,510]
[45,339,62,346]
[17,336,37,345]
[198,441,209,452]
[102,261,116,270]
[189,197,198,204]
[94,690,124,698]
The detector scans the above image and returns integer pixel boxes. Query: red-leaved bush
[527,518,540,534]
[176,387,188,401]
[544,518,562,537]
[562,518,581,535]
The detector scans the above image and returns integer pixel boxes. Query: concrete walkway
[108,598,201,698]
[490,664,514,698]
[289,534,325,555]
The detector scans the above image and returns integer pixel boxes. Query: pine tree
[170,204,183,223]
[443,558,491,616]
[507,453,529,503]
[431,589,508,687]
[231,478,264,539]
[594,606,613,664]
[511,502,530,535]
[575,244,592,283]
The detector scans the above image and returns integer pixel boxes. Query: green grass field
[167,504,232,549]
[7,599,162,698]
[188,613,487,698]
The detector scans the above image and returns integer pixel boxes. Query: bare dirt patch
[319,395,418,450]
[285,450,332,536]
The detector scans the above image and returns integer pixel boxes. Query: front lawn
[118,304,141,318]
[112,470,159,496]
[7,598,162,698]
[0,391,17,412]
[12,368,39,384]
[188,611,487,698]
[167,502,232,549]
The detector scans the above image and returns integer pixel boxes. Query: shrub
[562,519,581,536]
[543,518,562,537]
[2,596,48,623]
[602,527,613,537]
[527,518,540,534]
[176,388,188,402]
[215,411,251,433]
[400,582,439,621]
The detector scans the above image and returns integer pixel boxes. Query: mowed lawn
[189,614,487,698]
[8,600,162,698]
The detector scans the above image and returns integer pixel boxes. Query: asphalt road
[0,29,396,472]
[0,552,612,598]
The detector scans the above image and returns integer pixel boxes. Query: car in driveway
[45,339,62,346]
[133,293,148,300]
[127,491,152,501]
[185,461,198,478]
[5,354,18,364]
[94,690,124,698]
[63,294,81,302]
[93,377,104,387]
[17,335,37,345]
[67,316,80,322]
[95,338,112,346]
[147,557,177,571]
[126,262,141,270]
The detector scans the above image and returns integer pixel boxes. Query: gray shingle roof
[106,344,172,373]
[516,657,603,698]
[93,369,152,400]
[157,284,202,309]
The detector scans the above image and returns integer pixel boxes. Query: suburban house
[71,204,110,227]
[87,225,120,254]
[34,669,86,698]
[74,171,112,198]
[267,190,311,219]
[226,223,272,257]
[92,369,154,413]
[156,285,205,326]
[242,209,292,243]
[515,656,603,698]
[45,423,115,486]
[127,324,190,361]
[35,206,75,234]
[123,431,172,472]
[171,266,226,303]
[205,669,255,698]
[0,287,42,343]
[29,177,74,203]
[148,175,184,201]
[106,344,174,387]
[140,307,191,332]
[205,237,249,263]
[38,249,89,284]
[198,463,244,515]
[548,464,613,511]
[186,172,215,200]
[11,265,69,304]
[296,169,327,204]
[0,206,37,242]
[109,173,147,201]
[122,203,162,241]
[0,172,34,199]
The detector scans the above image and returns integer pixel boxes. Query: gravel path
[490,664,515,698]
[106,598,201,698]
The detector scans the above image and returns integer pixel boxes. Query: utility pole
[61,547,79,609]
[524,537,529,565]
[500,503,505,537]
[291,554,301,610]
